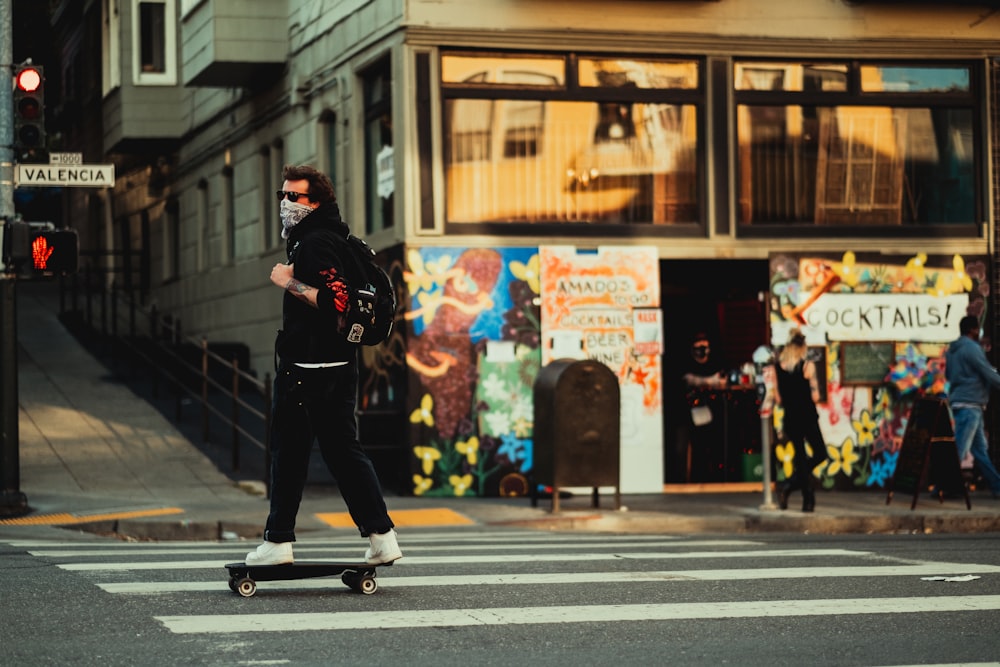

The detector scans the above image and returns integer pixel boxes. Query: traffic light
[12,64,46,157]
[2,222,78,279]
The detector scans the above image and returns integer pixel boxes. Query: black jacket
[275,202,358,364]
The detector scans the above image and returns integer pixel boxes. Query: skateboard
[225,561,390,597]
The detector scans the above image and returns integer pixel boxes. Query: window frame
[102,0,122,95]
[131,0,178,86]
[363,57,394,236]
[221,162,235,263]
[732,57,984,239]
[439,49,708,238]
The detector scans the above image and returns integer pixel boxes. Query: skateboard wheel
[236,577,257,598]
[358,575,378,595]
[228,578,238,592]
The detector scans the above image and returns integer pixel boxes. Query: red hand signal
[32,235,55,270]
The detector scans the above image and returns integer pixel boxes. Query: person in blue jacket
[944,314,1000,498]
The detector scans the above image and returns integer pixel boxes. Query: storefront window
[735,61,978,229]
[442,53,702,227]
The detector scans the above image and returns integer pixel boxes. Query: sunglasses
[276,190,310,203]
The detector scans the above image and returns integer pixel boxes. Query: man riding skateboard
[244,164,402,567]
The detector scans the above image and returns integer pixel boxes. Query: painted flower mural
[405,248,541,497]
[769,251,987,490]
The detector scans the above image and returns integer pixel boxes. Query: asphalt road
[3,527,1000,666]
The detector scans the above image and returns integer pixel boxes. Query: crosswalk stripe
[57,548,873,571]
[98,562,1000,594]
[29,539,758,558]
[156,595,1000,633]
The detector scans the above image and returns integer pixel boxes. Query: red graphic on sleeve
[319,268,349,312]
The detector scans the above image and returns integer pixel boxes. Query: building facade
[48,0,1000,495]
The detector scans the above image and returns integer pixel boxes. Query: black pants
[264,363,393,542]
[785,417,826,495]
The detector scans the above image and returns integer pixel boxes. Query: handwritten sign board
[805,292,967,342]
[840,341,894,385]
[887,397,970,510]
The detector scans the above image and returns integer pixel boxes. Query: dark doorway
[661,259,769,484]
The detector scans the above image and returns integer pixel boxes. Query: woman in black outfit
[773,328,827,512]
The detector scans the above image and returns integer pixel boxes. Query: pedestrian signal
[2,222,78,279]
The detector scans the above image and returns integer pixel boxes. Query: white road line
[98,562,1000,594]
[57,548,873,571]
[156,595,1000,633]
[29,540,758,558]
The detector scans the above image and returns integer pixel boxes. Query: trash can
[532,358,620,511]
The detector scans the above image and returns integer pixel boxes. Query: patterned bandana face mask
[280,199,314,239]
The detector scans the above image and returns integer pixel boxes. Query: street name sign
[14,163,115,188]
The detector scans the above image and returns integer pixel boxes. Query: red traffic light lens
[17,97,40,120]
[16,68,42,92]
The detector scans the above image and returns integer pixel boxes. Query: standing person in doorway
[680,332,729,482]
[773,328,826,512]
[945,314,1000,499]
[245,164,402,566]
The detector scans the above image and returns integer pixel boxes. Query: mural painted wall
[404,247,541,497]
[769,252,985,490]
[539,246,664,493]
[402,244,665,496]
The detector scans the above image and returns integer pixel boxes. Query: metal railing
[58,266,272,496]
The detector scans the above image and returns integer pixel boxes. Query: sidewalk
[3,282,1000,541]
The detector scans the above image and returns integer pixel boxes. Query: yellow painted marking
[662,482,762,494]
[0,507,184,526]
[315,507,475,529]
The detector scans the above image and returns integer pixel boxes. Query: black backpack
[335,233,396,346]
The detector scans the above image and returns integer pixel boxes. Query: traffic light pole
[0,0,28,516]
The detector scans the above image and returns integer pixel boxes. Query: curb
[65,519,263,542]
[57,510,1000,542]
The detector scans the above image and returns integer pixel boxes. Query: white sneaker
[365,529,402,565]
[245,541,293,566]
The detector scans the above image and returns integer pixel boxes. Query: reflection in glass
[735,63,848,92]
[445,100,699,224]
[578,59,698,89]
[737,104,974,225]
[860,66,970,93]
[441,55,565,85]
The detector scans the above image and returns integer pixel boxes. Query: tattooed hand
[271,262,294,288]
[273,262,319,308]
